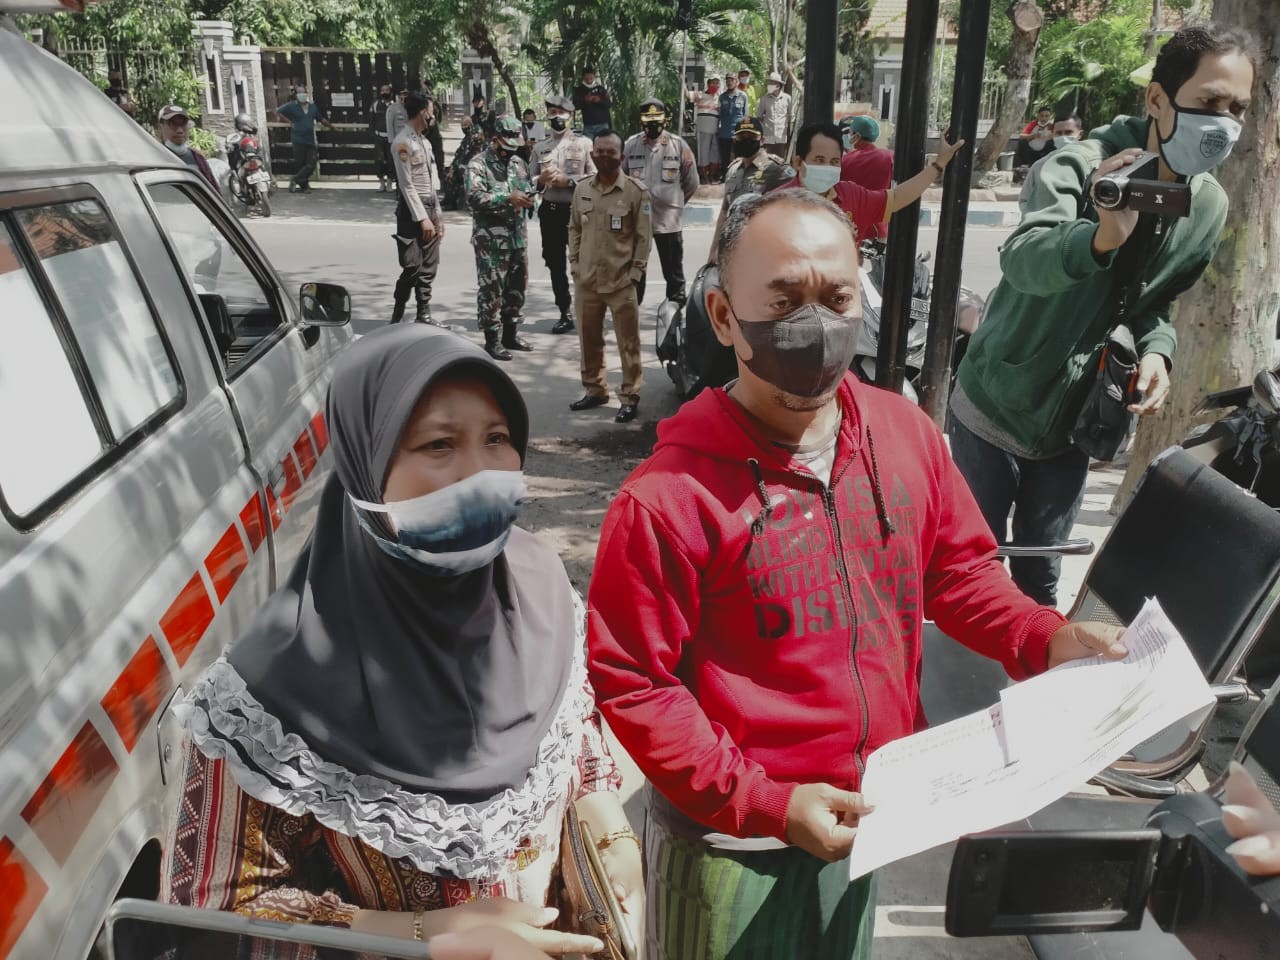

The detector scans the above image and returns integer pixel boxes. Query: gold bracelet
[596,827,642,853]
[412,909,424,941]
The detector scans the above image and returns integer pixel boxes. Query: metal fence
[59,37,203,122]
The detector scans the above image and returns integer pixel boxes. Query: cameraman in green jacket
[949,24,1255,607]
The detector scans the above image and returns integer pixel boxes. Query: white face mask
[297,93,310,104]
[349,469,527,577]
[164,139,190,155]
[1157,104,1243,177]
[767,83,781,94]
[1054,135,1076,149]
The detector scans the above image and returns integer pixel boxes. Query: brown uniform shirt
[569,172,653,294]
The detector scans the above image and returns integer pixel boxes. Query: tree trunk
[1114,0,1280,507]
[972,1,1044,182]
[1146,0,1163,57]
[468,24,522,116]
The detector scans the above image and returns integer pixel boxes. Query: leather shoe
[615,402,639,424]
[551,316,575,335]
[569,394,608,412]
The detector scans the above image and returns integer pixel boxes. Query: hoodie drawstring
[863,427,896,540]
[747,458,773,537]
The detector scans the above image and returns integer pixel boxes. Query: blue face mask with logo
[1157,104,1242,177]
[349,469,526,577]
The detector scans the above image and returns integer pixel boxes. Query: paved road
[245,188,1039,959]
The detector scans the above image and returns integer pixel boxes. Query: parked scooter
[225,112,273,217]
[853,240,986,402]
[1183,365,1280,509]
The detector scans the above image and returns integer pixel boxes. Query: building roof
[0,27,181,175]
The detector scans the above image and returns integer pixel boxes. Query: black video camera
[946,792,1280,959]
[1091,150,1190,218]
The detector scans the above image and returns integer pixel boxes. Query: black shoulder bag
[1069,213,1158,462]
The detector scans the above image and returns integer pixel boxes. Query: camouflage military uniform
[466,139,534,339]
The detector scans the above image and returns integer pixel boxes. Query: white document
[847,599,1214,881]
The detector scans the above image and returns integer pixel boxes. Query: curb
[682,204,1021,228]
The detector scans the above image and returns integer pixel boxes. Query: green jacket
[466,148,532,248]
[956,116,1228,456]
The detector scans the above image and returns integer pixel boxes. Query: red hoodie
[587,375,1066,843]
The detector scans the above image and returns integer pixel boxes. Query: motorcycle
[225,112,273,218]
[853,240,986,403]
[661,254,985,403]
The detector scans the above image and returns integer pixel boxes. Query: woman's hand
[437,900,604,956]
[430,926,554,959]
[1223,761,1280,876]
[599,833,645,945]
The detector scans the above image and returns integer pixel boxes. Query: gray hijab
[228,325,576,804]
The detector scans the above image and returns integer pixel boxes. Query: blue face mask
[800,162,841,195]
[1157,104,1242,177]
[349,469,526,576]
[1054,135,1076,149]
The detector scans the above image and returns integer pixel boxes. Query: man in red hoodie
[587,188,1127,959]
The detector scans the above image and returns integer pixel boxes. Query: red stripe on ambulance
[309,410,329,454]
[160,573,215,668]
[293,431,319,480]
[0,837,48,959]
[239,494,267,554]
[204,525,249,604]
[100,636,174,754]
[20,724,119,867]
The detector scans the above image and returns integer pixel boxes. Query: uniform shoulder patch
[397,144,410,162]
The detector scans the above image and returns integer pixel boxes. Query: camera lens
[1094,179,1124,210]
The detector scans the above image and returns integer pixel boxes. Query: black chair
[922,447,1280,793]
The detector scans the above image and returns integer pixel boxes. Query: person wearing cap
[532,94,596,335]
[737,67,758,114]
[708,117,794,262]
[717,73,749,176]
[624,98,699,305]
[157,105,217,191]
[568,128,653,425]
[839,115,894,243]
[572,67,612,138]
[691,76,722,181]
[758,72,793,157]
[277,85,332,193]
[466,116,537,361]
[389,92,446,326]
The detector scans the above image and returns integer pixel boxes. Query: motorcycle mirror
[1253,370,1280,415]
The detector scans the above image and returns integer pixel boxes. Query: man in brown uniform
[568,129,653,424]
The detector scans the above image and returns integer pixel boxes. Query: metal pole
[678,33,689,138]
[875,0,940,394]
[803,0,839,123]
[918,0,991,425]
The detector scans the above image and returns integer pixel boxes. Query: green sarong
[643,794,877,960]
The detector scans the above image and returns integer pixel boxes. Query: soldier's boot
[551,308,575,335]
[390,295,408,324]
[484,328,512,362]
[414,290,445,327]
[501,320,533,353]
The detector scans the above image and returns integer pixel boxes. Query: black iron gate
[261,48,422,177]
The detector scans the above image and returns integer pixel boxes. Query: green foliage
[195,0,398,48]
[1034,12,1151,124]
[188,125,220,154]
[837,0,882,101]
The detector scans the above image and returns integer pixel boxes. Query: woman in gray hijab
[159,325,641,955]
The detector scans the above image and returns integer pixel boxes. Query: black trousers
[718,138,734,173]
[637,232,686,305]
[292,144,319,186]
[393,198,442,313]
[539,199,573,313]
[376,138,393,181]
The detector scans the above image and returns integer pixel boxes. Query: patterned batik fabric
[160,620,621,935]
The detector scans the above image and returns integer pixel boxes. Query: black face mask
[381,93,392,101]
[732,301,859,398]
[643,121,664,139]
[733,138,761,158]
[494,146,513,161]
[549,116,568,132]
